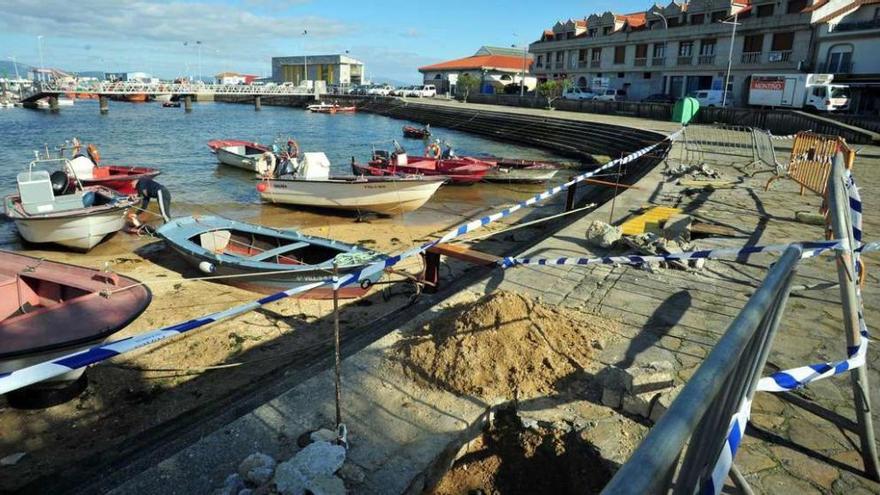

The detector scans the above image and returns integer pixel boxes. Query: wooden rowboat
[0,250,151,405]
[156,215,387,298]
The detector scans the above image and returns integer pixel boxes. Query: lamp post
[721,5,745,107]
[302,30,308,87]
[650,11,668,30]
[37,35,45,71]
[9,56,20,80]
[196,40,202,83]
[513,33,529,97]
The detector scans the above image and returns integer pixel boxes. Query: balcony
[577,60,589,69]
[590,60,601,68]
[767,50,792,63]
[634,57,647,67]
[741,52,762,64]
[677,56,693,65]
[554,62,564,69]
[697,54,716,65]
[830,18,880,32]
[651,57,666,66]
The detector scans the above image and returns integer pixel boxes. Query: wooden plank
[426,243,501,265]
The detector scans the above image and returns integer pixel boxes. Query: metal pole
[332,263,342,429]
[829,153,880,481]
[37,35,44,71]
[521,46,527,97]
[722,12,739,107]
[10,56,20,80]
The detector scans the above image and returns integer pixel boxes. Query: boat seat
[249,241,310,261]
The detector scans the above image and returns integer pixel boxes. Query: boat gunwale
[3,189,136,221]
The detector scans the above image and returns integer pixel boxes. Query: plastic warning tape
[0,130,684,394]
[701,398,752,495]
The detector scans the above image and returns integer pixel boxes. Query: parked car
[562,87,595,100]
[642,93,676,104]
[593,89,627,101]
[368,84,394,96]
[415,84,437,97]
[689,89,730,107]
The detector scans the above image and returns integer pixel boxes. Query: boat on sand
[258,152,444,214]
[157,215,387,298]
[0,250,151,406]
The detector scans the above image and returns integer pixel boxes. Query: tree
[456,73,479,102]
[538,78,572,109]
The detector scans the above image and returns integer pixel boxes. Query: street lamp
[37,35,45,70]
[513,33,529,97]
[721,4,746,107]
[8,56,20,80]
[650,11,668,30]
[302,30,308,87]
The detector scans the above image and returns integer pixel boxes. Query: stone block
[601,388,623,408]
[586,220,622,248]
[604,362,675,395]
[648,385,683,422]
[622,390,660,418]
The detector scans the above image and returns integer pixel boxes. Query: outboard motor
[49,170,70,195]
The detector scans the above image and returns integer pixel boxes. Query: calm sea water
[0,100,567,249]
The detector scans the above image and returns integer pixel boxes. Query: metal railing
[634,58,648,67]
[591,60,602,68]
[768,50,792,63]
[698,54,716,65]
[741,52,762,64]
[830,17,880,32]
[677,56,693,65]
[603,153,880,492]
[21,80,316,99]
[603,244,802,494]
[651,57,666,66]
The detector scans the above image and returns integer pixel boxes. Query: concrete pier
[99,95,109,114]
[254,95,262,111]
[184,95,193,113]
[48,95,59,112]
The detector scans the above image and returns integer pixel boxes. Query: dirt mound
[396,291,618,400]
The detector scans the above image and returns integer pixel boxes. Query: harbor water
[0,100,571,251]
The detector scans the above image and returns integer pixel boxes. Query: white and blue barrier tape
[0,129,683,395]
[701,398,751,495]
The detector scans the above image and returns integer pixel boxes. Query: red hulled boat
[67,145,160,195]
[352,148,491,185]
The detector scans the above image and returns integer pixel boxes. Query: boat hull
[260,177,443,214]
[14,208,128,250]
[483,167,560,183]
[156,215,387,298]
[153,93,173,103]
[78,166,161,194]
[216,146,266,172]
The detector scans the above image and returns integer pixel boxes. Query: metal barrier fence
[602,153,878,493]
[769,131,855,196]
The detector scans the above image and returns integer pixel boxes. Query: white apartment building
[530,0,873,107]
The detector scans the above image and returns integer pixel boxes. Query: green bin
[672,97,700,125]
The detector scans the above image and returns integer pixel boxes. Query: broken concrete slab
[586,220,623,248]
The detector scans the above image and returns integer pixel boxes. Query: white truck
[747,73,850,112]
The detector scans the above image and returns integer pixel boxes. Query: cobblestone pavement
[483,128,880,494]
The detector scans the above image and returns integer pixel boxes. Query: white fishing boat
[0,101,14,108]
[3,158,137,250]
[35,97,74,109]
[215,143,272,172]
[258,152,444,214]
[153,93,173,103]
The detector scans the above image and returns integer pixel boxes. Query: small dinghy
[157,215,387,298]
[471,157,562,184]
[0,250,152,406]
[307,102,356,113]
[259,152,445,214]
[3,158,137,250]
[215,143,272,172]
[402,125,431,139]
[352,144,491,185]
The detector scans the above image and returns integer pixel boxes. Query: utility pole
[302,30,309,87]
[37,35,45,70]
[513,33,528,97]
[722,6,744,107]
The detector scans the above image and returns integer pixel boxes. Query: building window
[566,31,575,39]
[617,72,624,78]
[536,55,543,68]
[757,4,774,17]
[603,26,613,35]
[739,8,752,19]
[743,34,763,53]
[691,13,705,24]
[711,11,727,23]
[668,16,682,27]
[787,0,807,14]
[771,32,794,51]
[591,48,602,61]
[614,46,626,64]
[678,41,693,57]
[700,39,716,56]
[644,72,652,79]
[826,48,853,72]
[588,28,598,37]
[653,43,666,58]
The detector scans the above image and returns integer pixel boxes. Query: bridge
[20,81,319,112]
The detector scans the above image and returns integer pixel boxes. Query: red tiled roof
[419,55,533,72]
[617,12,647,27]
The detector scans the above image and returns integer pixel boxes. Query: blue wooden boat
[156,216,387,299]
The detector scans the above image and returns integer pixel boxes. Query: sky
[0,0,643,83]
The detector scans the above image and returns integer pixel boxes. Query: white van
[416,85,437,97]
[689,89,730,107]
[593,89,627,102]
[562,87,595,100]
